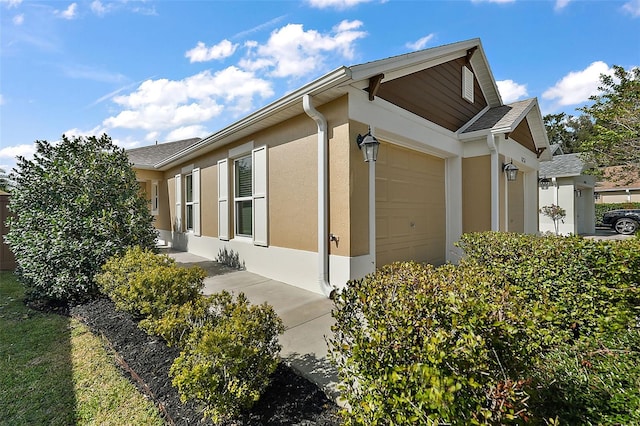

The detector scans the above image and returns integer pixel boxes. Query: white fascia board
[500,138,539,172]
[470,43,502,107]
[155,67,352,170]
[348,87,462,158]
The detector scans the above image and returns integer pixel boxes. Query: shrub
[457,232,640,342]
[169,291,285,423]
[330,233,640,425]
[5,134,157,303]
[329,261,544,425]
[530,329,640,425]
[95,246,206,321]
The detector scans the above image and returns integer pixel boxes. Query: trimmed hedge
[330,233,640,425]
[95,247,284,423]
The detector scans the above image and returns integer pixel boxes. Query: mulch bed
[69,297,341,425]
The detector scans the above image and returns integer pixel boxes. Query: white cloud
[104,67,273,131]
[554,0,571,11]
[542,61,614,107]
[497,79,528,103]
[62,125,108,139]
[12,13,24,25]
[240,20,367,78]
[56,3,78,20]
[306,0,374,9]
[0,94,4,105]
[623,0,640,17]
[185,39,238,63]
[91,0,109,16]
[166,125,208,141]
[406,33,435,51]
[0,144,36,161]
[0,0,22,8]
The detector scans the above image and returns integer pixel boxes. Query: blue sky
[1,0,639,173]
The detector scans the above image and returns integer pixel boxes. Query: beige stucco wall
[462,156,491,232]
[349,121,371,257]
[508,172,525,232]
[155,95,357,256]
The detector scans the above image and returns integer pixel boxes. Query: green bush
[330,233,640,425]
[169,291,284,423]
[329,261,544,425]
[95,246,206,321]
[457,232,640,342]
[530,329,640,425]
[6,135,158,303]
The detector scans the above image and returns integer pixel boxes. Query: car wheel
[614,218,638,235]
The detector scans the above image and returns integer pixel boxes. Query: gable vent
[462,65,474,103]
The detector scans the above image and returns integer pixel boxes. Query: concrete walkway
[166,250,340,401]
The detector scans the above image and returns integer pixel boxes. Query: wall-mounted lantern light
[575,189,582,197]
[594,192,601,200]
[539,177,551,190]
[356,128,380,162]
[503,162,519,182]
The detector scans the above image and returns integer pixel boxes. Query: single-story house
[594,165,640,204]
[538,152,595,235]
[130,38,551,296]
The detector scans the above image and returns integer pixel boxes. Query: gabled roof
[153,38,544,169]
[459,98,551,160]
[127,138,201,169]
[539,153,592,178]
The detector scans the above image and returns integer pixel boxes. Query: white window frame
[234,155,253,239]
[185,173,194,232]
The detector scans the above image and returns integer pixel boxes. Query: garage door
[376,143,446,267]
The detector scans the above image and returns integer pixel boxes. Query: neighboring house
[538,153,595,235]
[1,190,16,271]
[129,38,551,296]
[594,165,640,204]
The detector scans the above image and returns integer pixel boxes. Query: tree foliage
[0,167,14,193]
[5,134,158,303]
[543,113,594,154]
[578,65,640,169]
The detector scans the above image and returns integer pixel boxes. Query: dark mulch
[69,297,342,425]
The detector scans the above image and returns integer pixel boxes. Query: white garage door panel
[376,143,446,267]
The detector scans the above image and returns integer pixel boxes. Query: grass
[0,271,165,425]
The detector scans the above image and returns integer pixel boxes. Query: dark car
[601,209,640,235]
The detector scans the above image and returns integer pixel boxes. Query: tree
[540,204,566,235]
[5,134,158,303]
[578,65,640,171]
[543,113,594,154]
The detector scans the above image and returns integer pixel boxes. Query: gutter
[303,94,335,298]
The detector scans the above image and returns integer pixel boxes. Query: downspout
[303,94,335,298]
[487,133,500,231]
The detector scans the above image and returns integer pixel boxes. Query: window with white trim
[234,155,252,237]
[185,173,194,231]
[219,146,267,245]
[151,181,159,216]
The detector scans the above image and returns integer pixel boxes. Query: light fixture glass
[503,162,519,182]
[356,129,380,162]
[539,177,551,190]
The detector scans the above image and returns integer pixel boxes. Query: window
[219,146,267,245]
[151,181,159,216]
[234,156,252,237]
[175,168,200,235]
[185,173,194,231]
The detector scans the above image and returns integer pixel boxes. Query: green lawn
[0,271,165,425]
